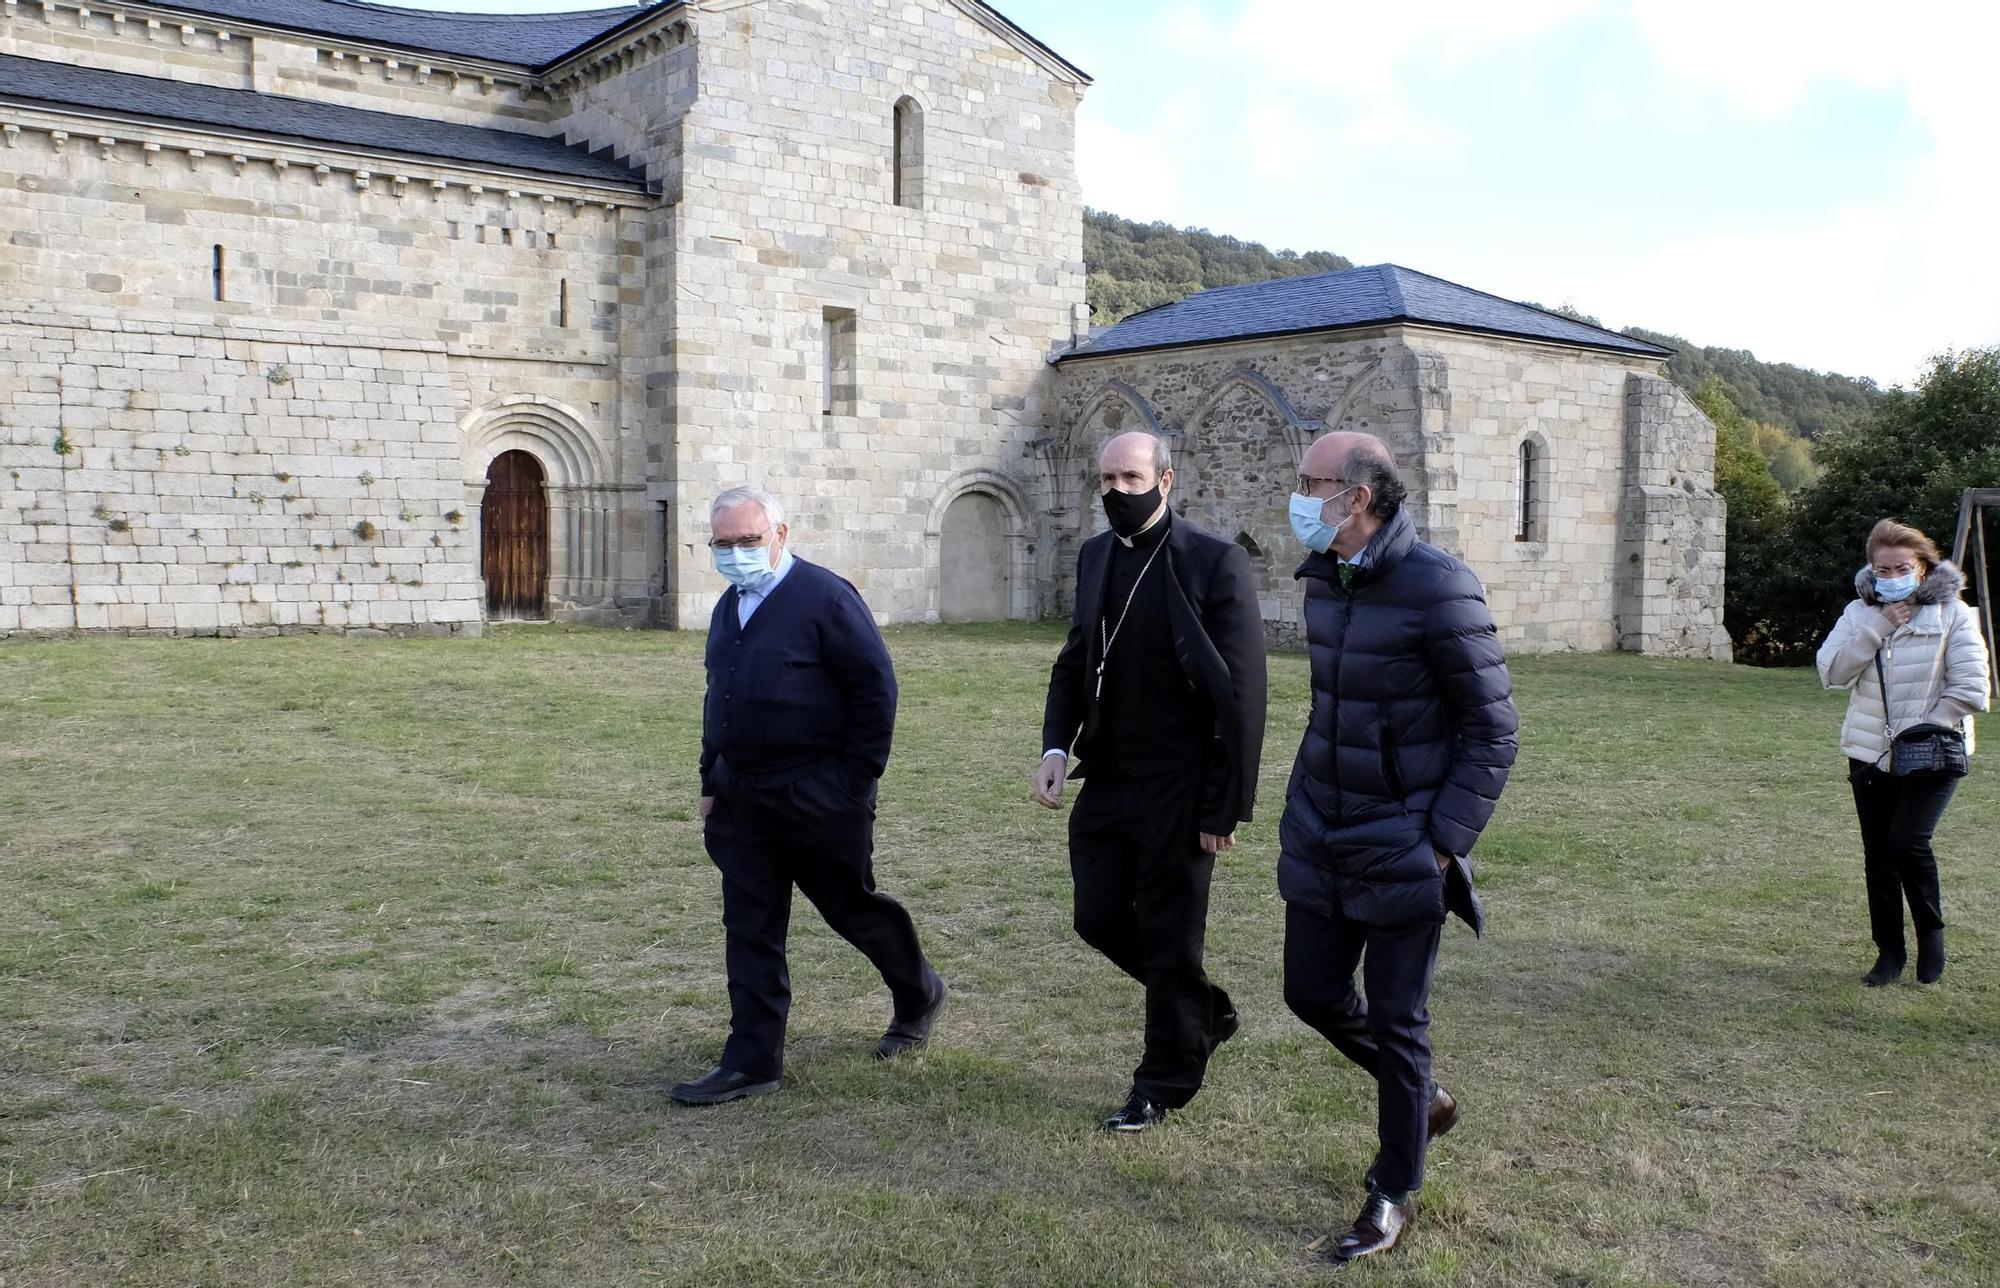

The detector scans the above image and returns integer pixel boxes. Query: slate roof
[136,1,664,69]
[0,53,651,189]
[1058,264,1672,362]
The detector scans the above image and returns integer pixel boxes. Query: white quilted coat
[1817,561,1991,767]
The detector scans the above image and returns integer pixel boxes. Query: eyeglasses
[1298,474,1351,496]
[1872,560,1920,577]
[708,529,771,551]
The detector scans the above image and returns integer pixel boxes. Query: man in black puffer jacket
[1281,433,1518,1267]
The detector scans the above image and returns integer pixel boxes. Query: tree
[1692,377,1791,661]
[1761,347,2000,661]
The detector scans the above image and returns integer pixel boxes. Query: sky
[379,0,1999,387]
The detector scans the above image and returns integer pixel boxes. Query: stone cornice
[2,0,546,91]
[0,101,656,211]
[539,11,693,97]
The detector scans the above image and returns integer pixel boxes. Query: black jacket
[1042,515,1268,835]
[1278,508,1518,931]
[700,558,896,795]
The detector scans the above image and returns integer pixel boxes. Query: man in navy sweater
[670,485,947,1106]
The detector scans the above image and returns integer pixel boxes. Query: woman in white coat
[1818,519,1990,986]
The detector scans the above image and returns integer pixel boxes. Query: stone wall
[1618,374,1730,660]
[1047,330,1408,639]
[0,102,647,633]
[1051,327,1729,658]
[662,0,1086,627]
[0,306,481,635]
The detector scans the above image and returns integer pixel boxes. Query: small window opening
[1517,439,1539,542]
[212,244,226,301]
[558,278,570,329]
[822,307,857,416]
[892,96,925,209]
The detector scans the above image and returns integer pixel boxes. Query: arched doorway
[482,450,548,619]
[939,491,1011,623]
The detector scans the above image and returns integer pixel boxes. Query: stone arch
[1170,366,1308,631]
[923,469,1035,622]
[459,395,614,618]
[1074,379,1166,441]
[461,394,607,488]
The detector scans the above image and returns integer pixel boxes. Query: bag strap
[1873,649,1894,754]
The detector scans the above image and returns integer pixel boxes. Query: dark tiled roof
[1059,264,1672,362]
[139,1,664,68]
[0,53,650,189]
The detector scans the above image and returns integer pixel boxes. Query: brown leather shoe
[1364,1084,1459,1190]
[1429,1084,1460,1139]
[1324,1192,1411,1264]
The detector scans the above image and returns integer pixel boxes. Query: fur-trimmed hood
[1854,559,1967,607]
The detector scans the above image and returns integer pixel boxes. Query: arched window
[892,96,925,209]
[1516,438,1539,542]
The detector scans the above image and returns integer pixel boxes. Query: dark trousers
[1849,758,1958,957]
[1068,764,1233,1109]
[703,766,933,1080]
[1283,900,1443,1197]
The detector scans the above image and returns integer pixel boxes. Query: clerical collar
[1116,506,1172,550]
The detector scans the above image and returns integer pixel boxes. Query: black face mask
[1101,485,1163,539]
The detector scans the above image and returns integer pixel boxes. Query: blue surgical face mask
[1290,487,1356,554]
[1875,572,1920,603]
[714,543,777,591]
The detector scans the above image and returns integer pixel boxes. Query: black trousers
[1283,900,1442,1197]
[1849,758,1959,956]
[703,766,933,1080]
[1068,763,1233,1109]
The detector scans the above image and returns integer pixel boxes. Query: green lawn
[1,626,1995,1287]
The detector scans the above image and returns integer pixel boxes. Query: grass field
[2,625,1996,1287]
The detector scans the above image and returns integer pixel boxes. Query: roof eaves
[130,2,542,70]
[532,1,687,74]
[1385,263,1664,357]
[1055,315,1672,364]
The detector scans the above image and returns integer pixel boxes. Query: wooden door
[482,450,548,619]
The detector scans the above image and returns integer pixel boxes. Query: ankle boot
[1916,930,1945,984]
[1863,951,1904,987]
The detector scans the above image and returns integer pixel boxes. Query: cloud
[1076,116,1184,224]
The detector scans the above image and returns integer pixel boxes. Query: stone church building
[0,0,1726,659]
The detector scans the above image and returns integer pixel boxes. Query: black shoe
[1211,1007,1241,1049]
[877,973,949,1059]
[1323,1191,1411,1264]
[1863,952,1905,987]
[1364,1084,1458,1190]
[669,1064,780,1106]
[1100,1089,1169,1133]
[1916,931,1945,985]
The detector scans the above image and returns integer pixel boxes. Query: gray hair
[710,484,787,529]
[1336,439,1407,520]
[1098,431,1173,478]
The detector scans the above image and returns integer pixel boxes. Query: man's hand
[1032,753,1067,809]
[1881,601,1915,630]
[1200,832,1236,854]
[1434,847,1453,872]
[699,795,715,821]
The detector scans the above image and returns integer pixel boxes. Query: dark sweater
[699,558,897,794]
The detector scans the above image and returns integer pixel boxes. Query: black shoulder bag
[1873,639,1969,779]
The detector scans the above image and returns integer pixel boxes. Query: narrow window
[212,244,226,302]
[558,278,570,329]
[822,307,857,416]
[1517,439,1538,542]
[892,96,924,209]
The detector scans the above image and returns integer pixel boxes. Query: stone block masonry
[0,307,483,636]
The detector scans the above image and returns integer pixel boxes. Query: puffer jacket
[1817,561,1990,767]
[1278,508,1519,931]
